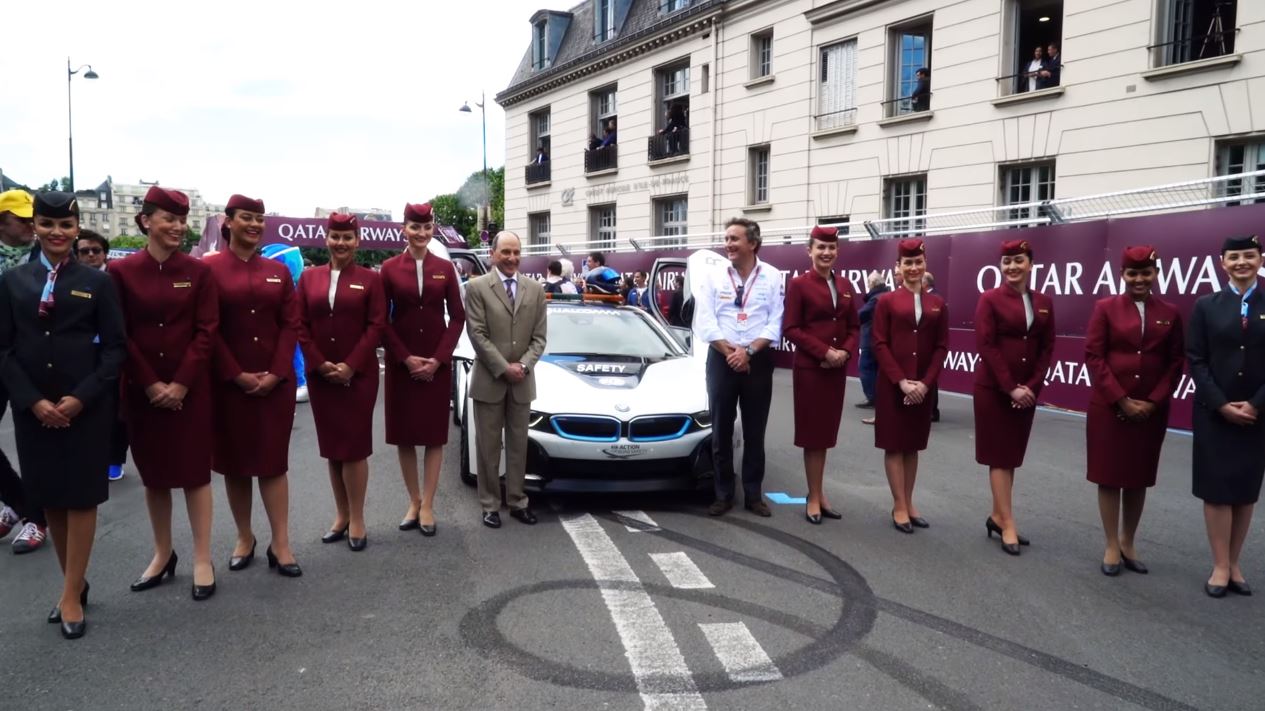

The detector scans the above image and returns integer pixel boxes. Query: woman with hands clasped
[973,240,1056,556]
[871,239,948,534]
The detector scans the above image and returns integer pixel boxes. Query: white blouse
[329,268,342,309]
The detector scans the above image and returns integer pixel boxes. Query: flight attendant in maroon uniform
[298,214,386,551]
[381,203,466,536]
[1085,245,1184,576]
[783,226,859,524]
[974,239,1056,555]
[204,195,302,576]
[110,186,220,601]
[871,239,948,533]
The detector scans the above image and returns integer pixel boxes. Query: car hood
[532,353,707,417]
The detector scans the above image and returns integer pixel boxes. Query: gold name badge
[432,274,446,280]
[266,277,283,283]
[71,290,92,299]
[349,284,365,290]
[173,281,192,288]
[1039,309,1050,314]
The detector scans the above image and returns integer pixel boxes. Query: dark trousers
[0,399,43,526]
[110,416,129,466]
[859,347,878,404]
[707,348,773,502]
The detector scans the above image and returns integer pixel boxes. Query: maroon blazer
[204,252,300,382]
[297,264,386,374]
[872,286,948,385]
[1085,294,1185,406]
[782,270,860,368]
[973,286,1056,395]
[380,250,466,366]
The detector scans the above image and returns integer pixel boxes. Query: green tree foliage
[39,177,71,192]
[110,235,147,250]
[430,193,478,245]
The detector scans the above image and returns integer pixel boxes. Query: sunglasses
[77,247,103,256]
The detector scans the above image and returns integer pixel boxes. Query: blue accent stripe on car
[550,415,621,443]
[629,416,693,443]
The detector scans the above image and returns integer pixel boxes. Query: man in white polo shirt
[694,217,784,517]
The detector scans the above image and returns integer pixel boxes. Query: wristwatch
[745,345,756,357]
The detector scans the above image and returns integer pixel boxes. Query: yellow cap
[0,189,34,219]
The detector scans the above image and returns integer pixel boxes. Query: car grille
[629,415,693,442]
[550,415,621,442]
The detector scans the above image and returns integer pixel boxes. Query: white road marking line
[614,510,661,532]
[699,622,783,683]
[650,552,715,590]
[561,514,707,710]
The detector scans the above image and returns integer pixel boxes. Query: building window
[885,176,927,236]
[749,146,771,205]
[591,86,617,140]
[886,17,933,117]
[1155,0,1236,67]
[660,0,690,13]
[596,0,616,42]
[816,215,851,235]
[591,204,617,250]
[533,20,549,70]
[1001,1,1064,95]
[1216,140,1265,205]
[701,63,710,93]
[1001,162,1056,223]
[651,62,691,160]
[529,108,551,159]
[529,212,551,248]
[655,196,688,245]
[751,30,773,78]
[817,39,858,130]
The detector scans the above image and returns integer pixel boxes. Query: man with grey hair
[464,231,548,528]
[694,217,784,517]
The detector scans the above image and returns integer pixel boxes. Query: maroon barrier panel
[194,214,467,256]
[515,202,1265,430]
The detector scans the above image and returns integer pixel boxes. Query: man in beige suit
[464,231,548,528]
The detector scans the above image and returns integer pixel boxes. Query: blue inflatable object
[262,244,307,388]
[585,265,622,295]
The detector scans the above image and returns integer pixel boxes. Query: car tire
[459,402,477,488]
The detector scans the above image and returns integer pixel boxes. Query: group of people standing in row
[0,187,471,640]
[698,218,1263,602]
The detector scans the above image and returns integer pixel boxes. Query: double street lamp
[459,91,489,233]
[67,57,99,193]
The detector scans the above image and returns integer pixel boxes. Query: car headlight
[691,410,712,428]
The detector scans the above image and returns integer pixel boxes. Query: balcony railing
[882,93,932,119]
[525,162,551,185]
[584,145,618,174]
[648,127,690,161]
[1148,30,1237,69]
[814,108,857,132]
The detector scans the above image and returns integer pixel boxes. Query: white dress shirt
[329,268,342,309]
[694,257,784,348]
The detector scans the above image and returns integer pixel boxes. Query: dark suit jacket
[1037,55,1061,89]
[910,77,931,111]
[1187,285,1265,412]
[859,284,889,350]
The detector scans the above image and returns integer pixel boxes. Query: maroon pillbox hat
[1000,239,1032,258]
[403,202,433,224]
[897,239,925,259]
[1121,245,1158,270]
[327,213,359,232]
[226,194,265,214]
[810,225,839,243]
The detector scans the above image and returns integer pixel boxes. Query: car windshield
[546,305,680,359]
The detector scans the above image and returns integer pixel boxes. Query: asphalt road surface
[1,371,1261,710]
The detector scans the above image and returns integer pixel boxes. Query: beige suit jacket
[464,270,548,404]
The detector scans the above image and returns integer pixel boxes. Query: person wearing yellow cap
[0,188,49,555]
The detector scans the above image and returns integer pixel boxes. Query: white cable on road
[614,510,661,532]
[561,514,707,710]
[699,622,784,683]
[650,552,715,589]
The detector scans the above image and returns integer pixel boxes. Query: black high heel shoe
[892,512,914,534]
[48,580,90,624]
[1228,579,1253,596]
[985,518,1021,555]
[321,525,349,544]
[820,506,843,520]
[60,618,86,640]
[1120,555,1148,574]
[229,538,257,572]
[191,565,217,602]
[266,546,303,577]
[348,535,368,551]
[805,505,822,525]
[131,552,178,592]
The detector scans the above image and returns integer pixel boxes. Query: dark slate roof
[499,0,724,103]
[0,173,30,192]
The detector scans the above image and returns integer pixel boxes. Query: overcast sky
[0,0,545,218]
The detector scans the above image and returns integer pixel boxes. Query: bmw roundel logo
[615,404,631,413]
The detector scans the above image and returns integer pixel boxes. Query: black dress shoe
[744,499,772,517]
[1205,582,1228,598]
[855,400,874,409]
[985,517,1030,546]
[321,526,348,544]
[1001,542,1021,556]
[909,516,929,529]
[820,506,843,520]
[266,547,303,577]
[192,567,217,601]
[482,511,502,529]
[1101,562,1121,576]
[131,551,178,592]
[892,515,914,534]
[419,523,437,537]
[60,619,86,640]
[1228,579,1253,596]
[1121,555,1148,574]
[805,506,822,525]
[49,580,90,624]
[229,538,257,571]
[510,507,538,525]
[348,536,367,552]
[398,517,419,531]
[708,499,733,516]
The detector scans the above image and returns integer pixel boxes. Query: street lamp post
[459,91,488,232]
[67,58,99,193]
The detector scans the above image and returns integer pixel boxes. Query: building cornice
[496,0,726,108]
[804,0,893,26]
